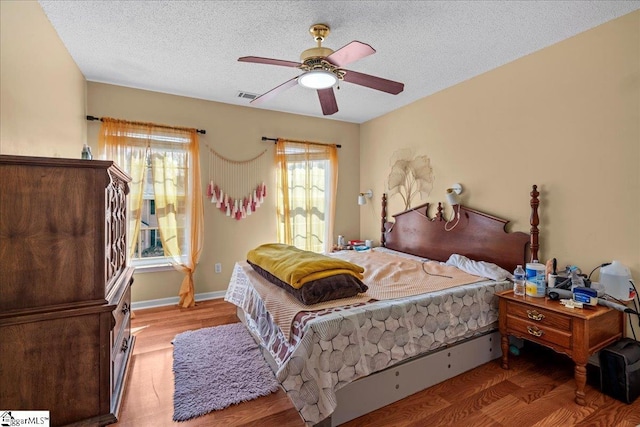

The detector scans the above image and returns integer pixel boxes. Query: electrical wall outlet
[214,263,222,273]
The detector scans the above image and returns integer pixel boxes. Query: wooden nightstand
[497,289,624,405]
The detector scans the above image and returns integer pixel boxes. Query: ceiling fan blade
[325,41,376,67]
[238,56,302,68]
[317,88,338,116]
[342,69,404,95]
[251,76,299,105]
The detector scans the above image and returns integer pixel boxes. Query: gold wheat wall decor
[387,148,434,211]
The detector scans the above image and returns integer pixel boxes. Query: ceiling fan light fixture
[298,70,337,89]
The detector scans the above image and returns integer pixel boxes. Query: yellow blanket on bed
[246,243,364,289]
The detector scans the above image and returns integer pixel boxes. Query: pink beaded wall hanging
[205,145,269,220]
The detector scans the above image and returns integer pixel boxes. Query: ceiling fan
[238,24,404,116]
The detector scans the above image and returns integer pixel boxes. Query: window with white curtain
[99,118,204,307]
[275,139,338,253]
[133,144,188,267]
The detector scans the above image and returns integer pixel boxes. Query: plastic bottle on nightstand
[513,265,526,296]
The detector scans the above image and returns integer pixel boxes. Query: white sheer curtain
[99,118,203,307]
[275,139,338,253]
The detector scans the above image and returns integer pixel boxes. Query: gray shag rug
[172,322,280,422]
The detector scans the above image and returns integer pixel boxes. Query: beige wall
[87,83,360,302]
[361,12,639,285]
[0,1,86,157]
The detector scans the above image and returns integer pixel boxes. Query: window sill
[132,262,175,274]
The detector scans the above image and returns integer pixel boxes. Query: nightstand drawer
[507,315,572,348]
[507,301,571,331]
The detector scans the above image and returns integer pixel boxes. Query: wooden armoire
[0,155,135,426]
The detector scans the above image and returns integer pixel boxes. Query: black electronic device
[554,277,571,290]
[554,273,591,290]
[599,338,640,404]
[546,288,638,314]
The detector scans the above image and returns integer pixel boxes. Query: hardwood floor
[110,299,640,427]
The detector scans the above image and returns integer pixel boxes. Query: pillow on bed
[445,254,513,281]
[247,260,368,305]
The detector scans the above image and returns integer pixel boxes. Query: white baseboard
[131,291,226,311]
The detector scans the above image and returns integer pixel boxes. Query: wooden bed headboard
[381,185,540,273]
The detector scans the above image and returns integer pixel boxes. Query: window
[275,139,338,253]
[122,133,191,268]
[133,166,166,263]
[99,118,203,307]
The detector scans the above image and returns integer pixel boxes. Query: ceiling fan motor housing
[300,46,334,61]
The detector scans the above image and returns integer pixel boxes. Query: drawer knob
[527,326,544,337]
[121,338,129,353]
[122,303,130,315]
[527,310,545,321]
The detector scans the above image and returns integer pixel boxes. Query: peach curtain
[98,119,148,259]
[99,118,204,308]
[275,138,338,253]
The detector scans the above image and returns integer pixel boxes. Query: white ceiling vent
[237,91,259,101]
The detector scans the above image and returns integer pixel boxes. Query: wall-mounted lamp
[445,183,463,205]
[445,183,463,231]
[358,189,373,206]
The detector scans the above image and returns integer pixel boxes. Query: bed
[225,185,540,426]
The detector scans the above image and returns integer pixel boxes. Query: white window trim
[131,256,175,273]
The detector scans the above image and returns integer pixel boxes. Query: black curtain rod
[86,115,206,134]
[261,136,341,148]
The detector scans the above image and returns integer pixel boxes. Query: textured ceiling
[38,1,639,124]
